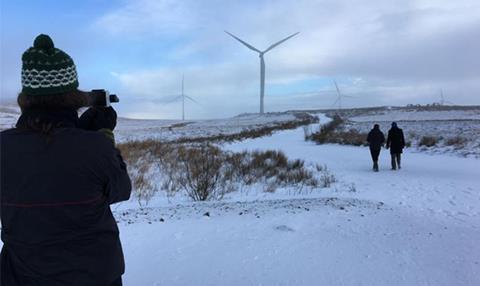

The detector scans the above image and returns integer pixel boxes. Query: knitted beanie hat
[21,34,79,96]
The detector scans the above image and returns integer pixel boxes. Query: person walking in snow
[0,34,131,286]
[386,122,406,170]
[367,124,385,172]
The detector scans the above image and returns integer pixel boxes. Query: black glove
[78,106,117,131]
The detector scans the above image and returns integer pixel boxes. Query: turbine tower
[225,31,299,114]
[167,74,199,120]
[181,74,186,120]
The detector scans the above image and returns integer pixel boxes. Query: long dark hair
[16,90,89,137]
[17,90,89,111]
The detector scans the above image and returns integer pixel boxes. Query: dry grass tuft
[419,136,438,147]
[306,115,368,146]
[117,140,328,203]
[445,136,467,147]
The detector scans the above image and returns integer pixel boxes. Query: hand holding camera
[79,89,119,131]
[88,89,119,107]
[79,106,117,131]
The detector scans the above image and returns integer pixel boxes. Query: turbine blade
[162,95,183,104]
[185,95,200,105]
[263,32,299,53]
[138,94,188,104]
[225,31,261,53]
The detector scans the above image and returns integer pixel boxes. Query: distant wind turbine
[225,31,299,114]
[439,88,454,106]
[167,74,199,121]
[332,80,354,113]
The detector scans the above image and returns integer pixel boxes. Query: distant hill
[0,104,20,130]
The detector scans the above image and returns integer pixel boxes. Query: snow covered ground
[350,109,480,122]
[1,108,479,285]
[349,120,480,157]
[344,108,480,158]
[115,112,309,143]
[0,106,20,130]
[114,116,479,286]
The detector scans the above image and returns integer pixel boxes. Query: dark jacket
[386,127,406,154]
[367,127,385,150]
[0,110,131,286]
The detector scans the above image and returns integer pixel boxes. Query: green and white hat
[21,34,79,96]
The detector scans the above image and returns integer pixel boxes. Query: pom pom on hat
[33,34,55,50]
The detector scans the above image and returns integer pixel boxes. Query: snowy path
[118,122,479,286]
[224,125,480,223]
[221,124,480,285]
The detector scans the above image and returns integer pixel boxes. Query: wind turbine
[332,80,354,114]
[166,74,199,120]
[439,88,454,106]
[225,31,299,114]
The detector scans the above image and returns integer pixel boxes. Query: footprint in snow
[274,225,295,232]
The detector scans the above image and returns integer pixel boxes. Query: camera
[89,89,120,107]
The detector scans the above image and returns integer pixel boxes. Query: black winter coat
[0,110,131,286]
[367,128,385,150]
[386,127,406,154]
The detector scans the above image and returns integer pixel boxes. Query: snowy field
[1,108,479,285]
[112,116,479,286]
[349,120,480,157]
[346,109,480,158]
[0,106,19,130]
[349,109,480,122]
[115,112,309,143]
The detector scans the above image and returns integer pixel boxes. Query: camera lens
[109,94,120,103]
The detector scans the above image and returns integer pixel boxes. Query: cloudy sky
[1,0,479,119]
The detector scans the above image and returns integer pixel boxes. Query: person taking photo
[0,34,132,286]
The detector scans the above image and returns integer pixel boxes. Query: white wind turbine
[166,74,199,121]
[225,31,299,114]
[332,80,354,113]
[439,88,454,106]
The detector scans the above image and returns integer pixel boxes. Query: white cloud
[95,0,480,118]
[94,0,199,37]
